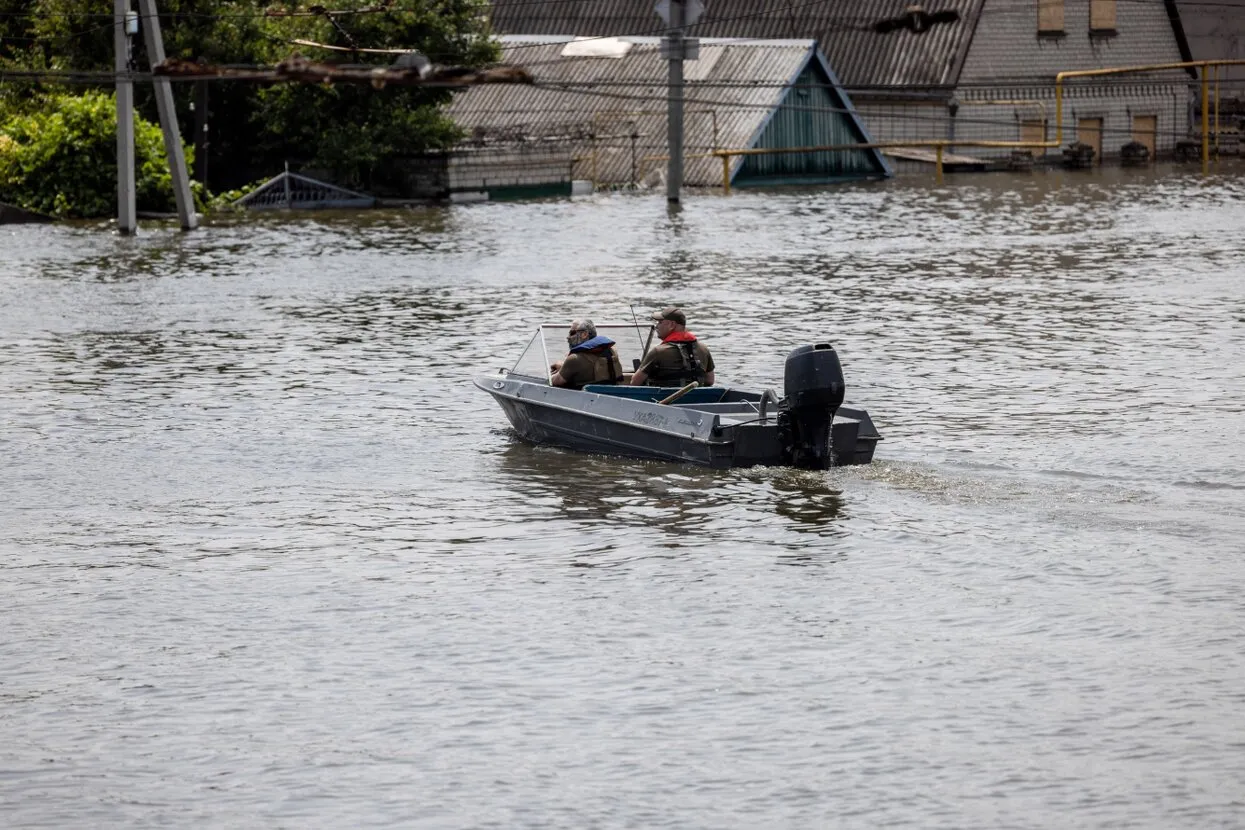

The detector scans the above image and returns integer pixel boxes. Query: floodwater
[2,163,1244,828]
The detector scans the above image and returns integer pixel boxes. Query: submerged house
[1174,0,1245,146]
[488,0,1197,167]
[444,35,891,198]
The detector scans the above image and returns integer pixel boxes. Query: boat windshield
[510,323,656,381]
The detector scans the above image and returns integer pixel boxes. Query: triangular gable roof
[734,46,892,179]
[449,36,887,185]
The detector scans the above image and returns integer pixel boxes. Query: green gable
[735,58,888,187]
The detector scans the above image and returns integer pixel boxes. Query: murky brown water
[3,162,1245,828]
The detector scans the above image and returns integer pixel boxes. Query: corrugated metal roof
[448,36,882,187]
[488,0,986,89]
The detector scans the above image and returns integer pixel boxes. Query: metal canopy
[233,170,376,211]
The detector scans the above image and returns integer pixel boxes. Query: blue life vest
[569,335,616,353]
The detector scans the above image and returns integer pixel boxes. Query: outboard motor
[778,343,846,469]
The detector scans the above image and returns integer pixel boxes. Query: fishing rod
[629,303,647,353]
[629,302,654,372]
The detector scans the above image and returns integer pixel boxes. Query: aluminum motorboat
[475,323,881,469]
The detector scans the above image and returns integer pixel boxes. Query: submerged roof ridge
[497,34,818,48]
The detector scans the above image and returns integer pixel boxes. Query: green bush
[0,90,194,219]
[0,0,500,204]
[204,181,261,213]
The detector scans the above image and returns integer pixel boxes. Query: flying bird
[872,6,961,35]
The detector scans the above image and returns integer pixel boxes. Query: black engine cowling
[779,343,846,469]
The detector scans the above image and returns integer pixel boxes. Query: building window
[1038,0,1065,36]
[1090,0,1117,33]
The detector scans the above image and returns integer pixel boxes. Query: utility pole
[138,0,198,229]
[665,0,685,203]
[657,0,701,203]
[114,0,136,234]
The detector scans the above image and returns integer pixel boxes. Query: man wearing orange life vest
[629,306,715,387]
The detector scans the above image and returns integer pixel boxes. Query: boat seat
[583,384,729,404]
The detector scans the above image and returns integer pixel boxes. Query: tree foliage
[0,0,499,211]
[0,89,192,217]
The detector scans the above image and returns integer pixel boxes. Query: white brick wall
[446,150,574,191]
[961,0,1188,81]
[855,1,1193,165]
[953,83,1189,157]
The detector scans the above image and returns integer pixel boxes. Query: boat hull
[476,374,880,469]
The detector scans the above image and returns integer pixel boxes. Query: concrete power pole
[658,0,701,203]
[138,0,198,230]
[114,0,136,234]
[665,0,685,203]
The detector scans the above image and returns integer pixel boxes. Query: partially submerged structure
[232,169,375,210]
[1174,0,1245,152]
[0,202,53,224]
[488,0,1197,167]
[445,35,890,198]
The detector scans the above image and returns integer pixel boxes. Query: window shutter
[1021,120,1048,155]
[1090,0,1117,30]
[1038,0,1065,33]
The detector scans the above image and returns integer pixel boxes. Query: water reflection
[491,440,849,557]
[30,328,276,395]
[6,166,1245,829]
[25,209,470,284]
[275,287,470,331]
[767,469,846,534]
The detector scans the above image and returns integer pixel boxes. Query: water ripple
[3,163,1245,828]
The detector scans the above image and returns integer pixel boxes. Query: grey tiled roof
[448,36,857,186]
[488,0,987,88]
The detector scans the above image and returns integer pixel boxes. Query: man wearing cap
[630,306,716,387]
[551,318,625,390]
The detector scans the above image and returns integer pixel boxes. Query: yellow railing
[1053,60,1245,175]
[692,59,1245,190]
[957,99,1049,155]
[705,140,1052,191]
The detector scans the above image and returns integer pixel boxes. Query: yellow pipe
[697,140,1051,191]
[1202,67,1209,174]
[1055,60,1245,168]
[1214,65,1220,159]
[1055,80,1063,145]
[672,60,1245,192]
[677,61,1245,193]
[697,139,1062,165]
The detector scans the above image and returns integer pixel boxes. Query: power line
[5,0,1242,69]
[5,64,1231,91]
[3,0,1241,27]
[3,66,1234,91]
[0,21,117,46]
[523,81,1205,133]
